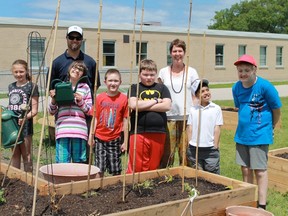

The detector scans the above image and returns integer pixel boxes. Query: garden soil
[0,174,227,216]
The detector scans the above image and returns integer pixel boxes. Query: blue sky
[1,0,241,29]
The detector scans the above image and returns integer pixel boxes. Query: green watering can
[1,106,24,149]
[51,76,88,106]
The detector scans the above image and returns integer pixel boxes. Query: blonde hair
[139,59,157,73]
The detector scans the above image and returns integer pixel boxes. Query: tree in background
[208,0,288,34]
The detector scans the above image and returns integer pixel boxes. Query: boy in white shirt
[186,79,223,174]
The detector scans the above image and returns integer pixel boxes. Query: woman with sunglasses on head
[158,38,199,168]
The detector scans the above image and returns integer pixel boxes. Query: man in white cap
[50,25,101,163]
[50,25,101,94]
[232,54,282,210]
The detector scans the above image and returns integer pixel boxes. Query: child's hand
[88,135,95,147]
[74,92,83,103]
[18,118,23,126]
[121,143,127,152]
[49,89,56,98]
[157,98,163,103]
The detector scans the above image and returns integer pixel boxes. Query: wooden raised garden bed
[38,166,257,216]
[268,147,288,193]
[0,163,257,215]
[0,162,48,192]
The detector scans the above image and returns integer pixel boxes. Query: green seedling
[225,185,233,190]
[137,179,154,189]
[158,174,173,184]
[184,183,200,198]
[0,189,6,205]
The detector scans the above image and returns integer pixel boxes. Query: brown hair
[104,68,121,81]
[11,59,31,81]
[139,59,157,73]
[169,38,186,54]
[67,60,88,82]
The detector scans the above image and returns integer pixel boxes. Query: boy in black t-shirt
[127,59,171,173]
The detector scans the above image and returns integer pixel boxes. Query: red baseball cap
[234,54,257,67]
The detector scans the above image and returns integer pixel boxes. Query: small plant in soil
[49,191,65,214]
[225,185,233,190]
[81,189,100,198]
[133,179,154,197]
[184,183,199,197]
[0,189,6,205]
[158,174,173,184]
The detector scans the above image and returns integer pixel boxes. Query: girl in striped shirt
[49,61,92,163]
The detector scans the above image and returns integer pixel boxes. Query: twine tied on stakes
[180,188,198,216]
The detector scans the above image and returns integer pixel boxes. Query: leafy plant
[133,180,154,197]
[184,183,199,198]
[158,174,173,184]
[225,185,233,190]
[136,179,154,189]
[0,189,6,205]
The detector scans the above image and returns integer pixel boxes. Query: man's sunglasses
[67,35,83,41]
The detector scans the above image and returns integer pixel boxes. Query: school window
[238,45,246,57]
[167,42,172,65]
[215,44,224,66]
[29,38,45,69]
[276,46,283,66]
[260,46,267,66]
[103,41,115,66]
[136,42,147,65]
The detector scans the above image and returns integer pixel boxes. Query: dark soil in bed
[0,174,228,216]
[275,152,288,159]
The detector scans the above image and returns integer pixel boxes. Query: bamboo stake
[181,0,193,193]
[1,5,60,191]
[0,107,2,172]
[31,0,61,215]
[194,32,206,187]
[122,0,138,202]
[131,0,145,189]
[87,0,103,196]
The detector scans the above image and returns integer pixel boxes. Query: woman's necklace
[170,64,185,94]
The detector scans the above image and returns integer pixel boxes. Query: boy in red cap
[232,54,282,210]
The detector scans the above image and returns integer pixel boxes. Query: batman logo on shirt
[139,89,161,100]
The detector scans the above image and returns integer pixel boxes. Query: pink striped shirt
[48,83,92,141]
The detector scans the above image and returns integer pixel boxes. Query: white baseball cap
[191,79,209,95]
[67,25,83,36]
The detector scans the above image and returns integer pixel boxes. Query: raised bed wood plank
[268,147,288,193]
[40,166,257,216]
